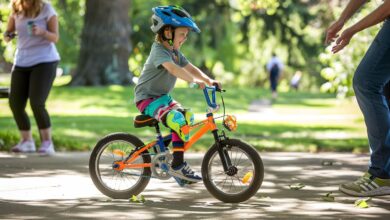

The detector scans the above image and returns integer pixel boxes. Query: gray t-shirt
[13,2,60,67]
[134,42,189,103]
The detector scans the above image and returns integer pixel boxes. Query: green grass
[0,75,368,152]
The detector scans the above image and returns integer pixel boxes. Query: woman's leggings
[9,61,58,130]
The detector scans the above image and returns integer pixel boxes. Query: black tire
[201,139,264,203]
[89,132,151,199]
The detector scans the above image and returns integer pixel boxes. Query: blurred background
[0,0,383,152]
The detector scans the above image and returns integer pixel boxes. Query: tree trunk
[70,0,133,86]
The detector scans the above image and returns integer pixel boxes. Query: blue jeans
[353,19,390,179]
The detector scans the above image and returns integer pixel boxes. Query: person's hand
[32,25,47,36]
[209,79,222,90]
[3,32,15,43]
[3,34,12,43]
[193,79,207,89]
[331,27,356,53]
[325,20,344,45]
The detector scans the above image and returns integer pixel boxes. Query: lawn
[0,75,368,152]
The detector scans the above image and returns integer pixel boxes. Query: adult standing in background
[326,0,390,196]
[3,0,60,155]
[266,53,283,99]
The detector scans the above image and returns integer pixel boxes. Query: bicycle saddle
[134,115,159,128]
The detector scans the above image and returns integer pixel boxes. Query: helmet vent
[162,11,171,17]
[172,9,189,18]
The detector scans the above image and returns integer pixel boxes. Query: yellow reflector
[112,149,125,157]
[242,171,253,184]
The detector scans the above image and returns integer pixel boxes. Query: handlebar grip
[189,82,200,89]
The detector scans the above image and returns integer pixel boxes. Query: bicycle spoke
[207,145,257,195]
[95,140,148,192]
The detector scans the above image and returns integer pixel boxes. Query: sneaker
[339,172,390,197]
[169,161,202,183]
[38,140,55,156]
[11,140,36,153]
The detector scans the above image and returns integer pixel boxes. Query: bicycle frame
[114,86,232,172]
[115,112,218,170]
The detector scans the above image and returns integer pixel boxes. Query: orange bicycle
[89,86,264,203]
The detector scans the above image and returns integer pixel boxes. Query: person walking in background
[3,0,60,156]
[290,71,302,91]
[266,53,283,99]
[326,0,390,196]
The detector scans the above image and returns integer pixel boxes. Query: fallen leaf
[321,192,335,202]
[354,198,371,208]
[289,183,305,190]
[130,195,138,203]
[140,195,146,203]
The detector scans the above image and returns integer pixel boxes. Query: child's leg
[160,109,187,167]
[161,109,201,182]
[164,109,189,141]
[171,132,184,168]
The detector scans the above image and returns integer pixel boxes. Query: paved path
[1,152,390,219]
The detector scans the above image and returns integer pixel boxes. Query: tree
[70,0,133,86]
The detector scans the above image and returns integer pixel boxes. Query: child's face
[173,27,189,49]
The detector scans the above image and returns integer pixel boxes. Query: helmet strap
[162,26,175,47]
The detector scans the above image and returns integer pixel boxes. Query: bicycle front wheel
[89,133,151,199]
[202,139,264,203]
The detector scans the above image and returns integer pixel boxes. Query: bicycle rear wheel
[202,139,264,203]
[89,133,151,199]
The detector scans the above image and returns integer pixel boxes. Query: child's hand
[209,80,222,89]
[194,79,206,89]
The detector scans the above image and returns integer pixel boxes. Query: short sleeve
[152,46,174,68]
[45,3,57,21]
[178,52,189,67]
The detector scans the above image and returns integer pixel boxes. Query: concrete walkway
[1,151,389,219]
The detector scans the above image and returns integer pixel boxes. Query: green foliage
[0,1,16,63]
[0,0,381,91]
[129,0,329,89]
[51,0,85,72]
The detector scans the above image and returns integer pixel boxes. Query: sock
[171,132,184,168]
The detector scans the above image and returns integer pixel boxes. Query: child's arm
[184,63,222,88]
[162,62,207,88]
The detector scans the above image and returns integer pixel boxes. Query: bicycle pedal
[173,176,186,187]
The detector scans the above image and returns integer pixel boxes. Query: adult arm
[325,0,368,44]
[3,15,16,43]
[332,0,390,53]
[32,16,59,43]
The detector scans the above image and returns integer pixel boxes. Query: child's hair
[154,33,163,43]
[153,26,172,43]
[153,22,164,43]
[11,0,43,18]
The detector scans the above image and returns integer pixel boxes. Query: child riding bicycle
[134,5,221,184]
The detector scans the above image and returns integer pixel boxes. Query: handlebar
[189,83,224,110]
[203,86,218,109]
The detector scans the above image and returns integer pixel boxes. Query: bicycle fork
[212,130,236,176]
